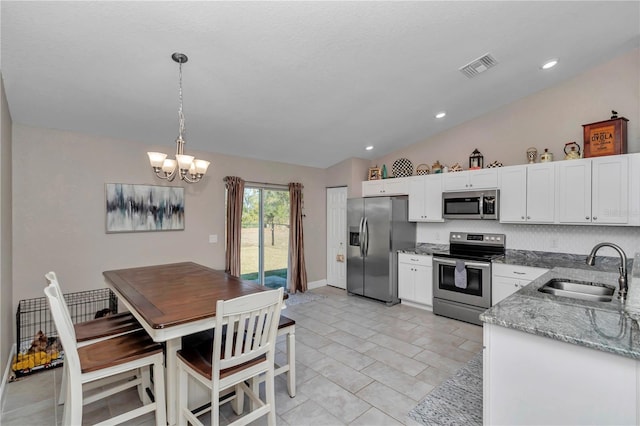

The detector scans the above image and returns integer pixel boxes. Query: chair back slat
[214,288,283,375]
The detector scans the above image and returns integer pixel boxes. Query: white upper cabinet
[557,156,628,224]
[408,175,444,222]
[362,177,409,197]
[499,163,555,223]
[443,168,498,191]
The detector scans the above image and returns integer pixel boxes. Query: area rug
[408,352,483,426]
[284,291,327,306]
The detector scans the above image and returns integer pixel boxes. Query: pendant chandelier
[147,53,210,183]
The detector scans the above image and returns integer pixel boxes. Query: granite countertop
[399,243,448,256]
[481,256,640,360]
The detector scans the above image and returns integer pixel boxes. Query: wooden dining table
[103,261,271,426]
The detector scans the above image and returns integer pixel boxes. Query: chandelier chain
[178,61,185,139]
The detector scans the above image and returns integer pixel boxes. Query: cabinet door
[414,265,433,306]
[408,177,426,221]
[384,178,409,195]
[499,166,527,223]
[592,156,628,224]
[443,171,470,191]
[557,159,591,224]
[492,276,521,305]
[362,180,385,197]
[526,163,555,223]
[397,262,414,300]
[469,169,498,189]
[423,174,443,221]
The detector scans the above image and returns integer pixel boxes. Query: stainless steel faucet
[586,242,628,301]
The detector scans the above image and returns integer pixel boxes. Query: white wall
[11,125,327,309]
[1,75,14,392]
[373,48,640,172]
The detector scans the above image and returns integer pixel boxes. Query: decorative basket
[416,164,430,175]
[392,158,413,177]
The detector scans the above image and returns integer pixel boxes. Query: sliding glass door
[241,186,290,289]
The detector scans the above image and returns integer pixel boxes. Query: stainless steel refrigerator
[347,196,416,305]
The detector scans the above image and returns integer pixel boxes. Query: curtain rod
[244,181,289,190]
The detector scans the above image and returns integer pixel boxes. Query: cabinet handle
[410,258,419,261]
[593,217,597,220]
[513,272,526,275]
[586,216,589,220]
[521,216,525,220]
[527,216,531,219]
[514,283,518,287]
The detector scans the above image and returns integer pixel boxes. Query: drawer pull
[513,271,526,275]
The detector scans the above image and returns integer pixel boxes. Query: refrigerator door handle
[363,216,369,257]
[358,217,365,257]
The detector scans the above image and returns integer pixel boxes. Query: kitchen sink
[538,278,615,303]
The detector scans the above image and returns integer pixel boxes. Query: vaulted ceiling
[2,1,639,168]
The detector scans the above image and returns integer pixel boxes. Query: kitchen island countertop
[481,254,640,360]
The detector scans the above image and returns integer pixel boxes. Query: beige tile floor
[1,285,482,425]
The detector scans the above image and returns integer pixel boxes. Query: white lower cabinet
[484,324,639,425]
[492,263,547,305]
[398,253,432,308]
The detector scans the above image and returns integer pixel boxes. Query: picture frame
[582,117,628,158]
[368,167,381,180]
[105,183,185,233]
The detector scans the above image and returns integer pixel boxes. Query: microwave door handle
[479,193,484,219]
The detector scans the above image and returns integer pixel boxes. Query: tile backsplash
[417,221,640,257]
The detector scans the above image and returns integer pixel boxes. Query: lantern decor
[469,149,484,169]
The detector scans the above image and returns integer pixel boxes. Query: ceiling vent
[459,53,498,78]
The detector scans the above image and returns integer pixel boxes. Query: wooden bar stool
[177,288,284,426]
[44,282,166,426]
[45,272,142,405]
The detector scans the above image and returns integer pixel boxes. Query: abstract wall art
[105,183,185,233]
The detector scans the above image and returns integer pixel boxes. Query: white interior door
[326,187,347,289]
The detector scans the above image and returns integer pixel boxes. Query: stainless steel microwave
[442,189,499,220]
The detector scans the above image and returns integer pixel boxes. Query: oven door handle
[434,258,490,269]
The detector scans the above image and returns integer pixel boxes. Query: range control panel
[448,232,506,247]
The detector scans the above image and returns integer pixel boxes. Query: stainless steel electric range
[432,232,506,326]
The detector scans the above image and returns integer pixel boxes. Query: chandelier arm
[180,172,202,184]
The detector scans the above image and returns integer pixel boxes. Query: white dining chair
[45,271,142,405]
[176,287,284,426]
[44,281,167,426]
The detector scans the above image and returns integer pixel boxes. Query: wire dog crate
[13,288,118,377]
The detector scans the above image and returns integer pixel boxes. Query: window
[241,186,290,289]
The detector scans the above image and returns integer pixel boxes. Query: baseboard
[0,343,16,413]
[307,279,327,290]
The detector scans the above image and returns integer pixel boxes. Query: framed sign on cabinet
[582,117,628,158]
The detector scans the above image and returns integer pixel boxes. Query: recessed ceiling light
[435,111,446,119]
[365,146,374,151]
[541,59,558,70]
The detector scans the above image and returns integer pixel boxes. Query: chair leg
[212,381,220,426]
[286,329,296,397]
[265,368,276,426]
[152,359,167,426]
[231,383,244,415]
[69,376,83,426]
